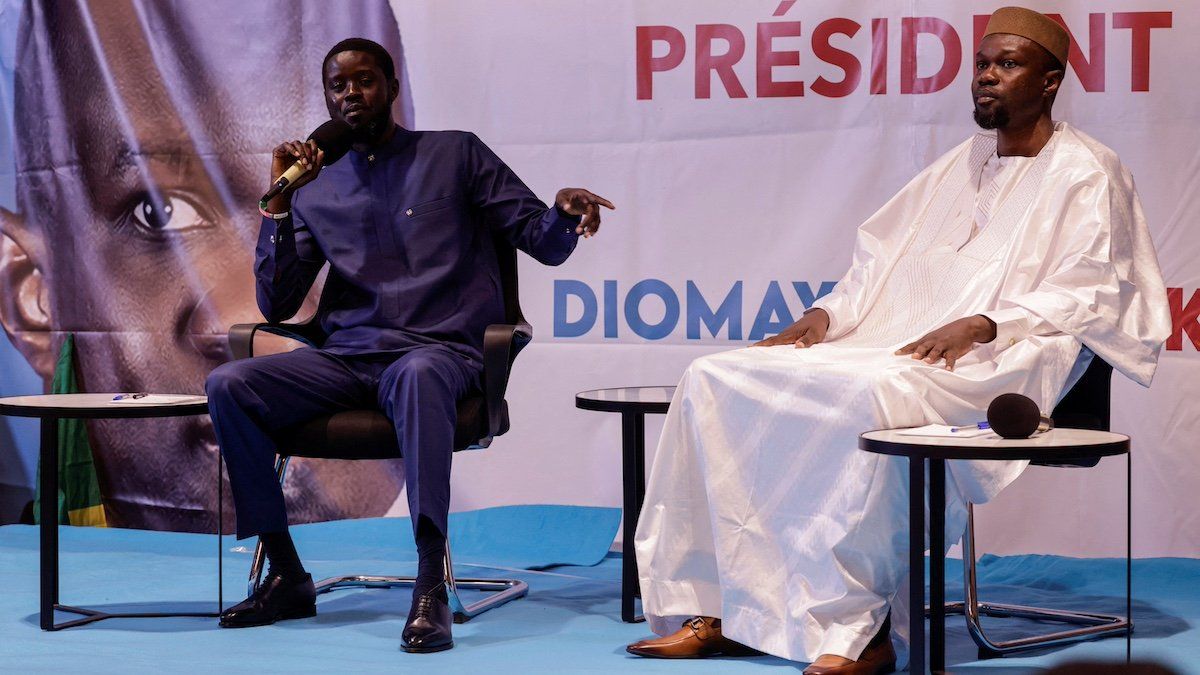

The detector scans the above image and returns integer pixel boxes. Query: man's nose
[183,274,324,362]
[977,65,999,85]
[182,274,260,362]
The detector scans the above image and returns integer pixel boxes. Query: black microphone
[986,393,1054,439]
[260,120,354,204]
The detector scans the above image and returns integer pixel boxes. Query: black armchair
[946,355,1131,657]
[227,232,532,623]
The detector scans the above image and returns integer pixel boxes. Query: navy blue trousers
[206,346,480,540]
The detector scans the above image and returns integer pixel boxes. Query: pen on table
[950,422,990,432]
[112,393,149,401]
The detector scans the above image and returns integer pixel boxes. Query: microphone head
[986,393,1042,439]
[307,120,354,165]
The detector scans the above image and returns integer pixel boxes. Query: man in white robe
[626,7,1170,673]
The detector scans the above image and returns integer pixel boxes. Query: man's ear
[389,77,400,106]
[0,206,54,379]
[1044,68,1064,99]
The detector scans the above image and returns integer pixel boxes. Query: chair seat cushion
[274,394,506,460]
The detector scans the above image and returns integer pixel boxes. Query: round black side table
[859,428,1131,674]
[0,394,214,630]
[575,386,674,623]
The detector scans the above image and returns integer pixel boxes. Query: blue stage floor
[1,507,1196,674]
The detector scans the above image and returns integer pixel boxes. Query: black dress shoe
[401,586,454,653]
[219,572,316,628]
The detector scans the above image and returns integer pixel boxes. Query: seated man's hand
[556,188,615,239]
[753,309,830,348]
[895,315,997,371]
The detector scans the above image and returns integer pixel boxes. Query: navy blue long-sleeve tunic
[254,127,580,367]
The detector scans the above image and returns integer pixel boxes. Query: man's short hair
[323,37,395,82]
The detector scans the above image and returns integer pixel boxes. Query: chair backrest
[492,233,528,329]
[1049,356,1112,431]
[1039,355,1113,467]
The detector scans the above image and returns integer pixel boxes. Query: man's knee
[205,360,258,404]
[380,352,464,419]
[392,352,458,392]
[682,351,737,388]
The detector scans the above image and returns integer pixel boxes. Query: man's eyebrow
[112,142,191,173]
[975,48,1022,59]
[328,67,378,79]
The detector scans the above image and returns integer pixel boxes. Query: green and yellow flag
[33,333,108,527]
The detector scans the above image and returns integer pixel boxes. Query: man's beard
[350,111,391,143]
[973,104,1009,130]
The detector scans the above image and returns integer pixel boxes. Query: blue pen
[950,422,990,433]
[112,393,149,401]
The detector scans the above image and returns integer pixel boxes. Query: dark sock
[413,516,447,602]
[260,530,305,580]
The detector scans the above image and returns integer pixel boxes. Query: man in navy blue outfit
[206,38,612,651]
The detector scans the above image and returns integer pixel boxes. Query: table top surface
[575,386,676,413]
[860,427,1130,461]
[0,394,209,419]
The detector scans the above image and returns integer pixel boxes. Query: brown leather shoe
[802,618,896,675]
[626,616,762,659]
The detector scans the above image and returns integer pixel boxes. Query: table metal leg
[1126,450,1132,663]
[621,411,647,623]
[218,450,224,614]
[35,412,222,630]
[39,417,59,631]
[929,458,946,673]
[909,455,926,674]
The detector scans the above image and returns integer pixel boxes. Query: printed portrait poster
[0,0,411,531]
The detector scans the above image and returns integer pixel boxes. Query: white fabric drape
[634,123,1171,664]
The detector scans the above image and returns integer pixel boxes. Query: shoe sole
[801,660,896,675]
[219,604,317,629]
[401,641,455,654]
[626,646,748,659]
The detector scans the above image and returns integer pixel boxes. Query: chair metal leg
[942,503,1132,658]
[313,539,529,624]
[247,453,528,622]
[442,538,529,621]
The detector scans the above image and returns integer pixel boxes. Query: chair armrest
[228,320,327,360]
[481,322,533,437]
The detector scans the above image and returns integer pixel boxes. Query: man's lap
[207,345,478,431]
[687,343,1001,394]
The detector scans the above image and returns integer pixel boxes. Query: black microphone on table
[259,120,354,205]
[986,393,1054,439]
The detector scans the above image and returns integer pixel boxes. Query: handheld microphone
[260,120,354,205]
[986,393,1054,439]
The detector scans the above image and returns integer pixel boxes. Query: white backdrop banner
[388,0,1199,558]
[0,1,1192,557]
